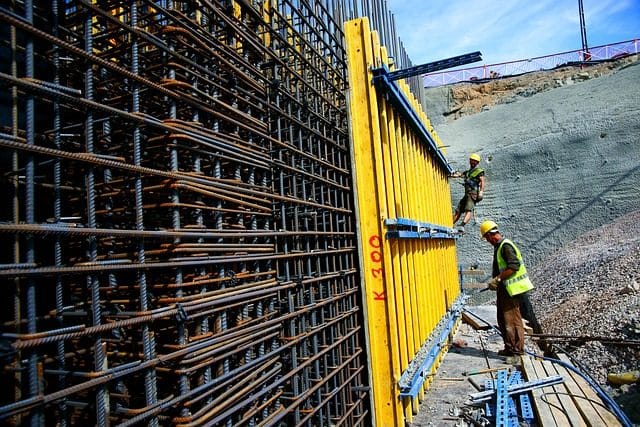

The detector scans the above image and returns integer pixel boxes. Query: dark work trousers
[496,285,525,354]
[517,292,542,334]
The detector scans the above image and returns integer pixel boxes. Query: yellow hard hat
[480,220,498,237]
[469,153,481,162]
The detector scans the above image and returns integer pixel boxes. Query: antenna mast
[578,0,590,60]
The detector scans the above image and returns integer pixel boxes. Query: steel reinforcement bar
[0,1,412,425]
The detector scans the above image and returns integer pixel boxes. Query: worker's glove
[486,276,500,291]
[477,190,484,202]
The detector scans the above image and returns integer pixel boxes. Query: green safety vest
[464,167,484,192]
[496,239,535,297]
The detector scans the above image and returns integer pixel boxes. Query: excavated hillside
[422,55,640,417]
[531,209,639,420]
[426,54,640,270]
[423,54,640,126]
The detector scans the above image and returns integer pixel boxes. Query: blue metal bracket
[508,370,522,385]
[520,392,535,424]
[370,66,454,175]
[385,217,459,240]
[514,368,534,425]
[398,297,463,397]
[484,370,535,426]
[495,370,509,427]
[470,375,564,402]
[484,379,494,418]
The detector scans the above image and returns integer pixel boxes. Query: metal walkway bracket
[371,66,454,175]
[470,375,565,403]
[370,52,481,176]
[385,51,482,81]
[495,369,510,426]
[485,370,530,426]
[398,297,464,398]
[385,217,458,240]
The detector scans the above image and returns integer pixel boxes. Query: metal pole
[578,0,590,60]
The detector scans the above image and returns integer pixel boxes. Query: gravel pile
[529,209,640,395]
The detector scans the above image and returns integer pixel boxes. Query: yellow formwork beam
[397,119,424,415]
[261,0,272,47]
[378,54,419,418]
[344,18,404,427]
[346,17,461,427]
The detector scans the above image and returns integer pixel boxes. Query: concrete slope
[429,60,640,271]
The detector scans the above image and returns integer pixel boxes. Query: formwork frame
[345,17,461,427]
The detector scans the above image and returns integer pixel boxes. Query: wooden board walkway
[521,354,622,427]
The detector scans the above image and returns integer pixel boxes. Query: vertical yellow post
[261,0,271,47]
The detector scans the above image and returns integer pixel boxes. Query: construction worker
[451,153,485,232]
[480,220,535,357]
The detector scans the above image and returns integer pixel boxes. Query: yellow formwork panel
[381,75,421,418]
[395,119,424,415]
[345,17,461,427]
[344,18,404,427]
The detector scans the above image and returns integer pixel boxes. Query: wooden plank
[461,311,490,330]
[552,359,608,427]
[541,359,586,427]
[521,356,558,426]
[531,357,571,426]
[556,354,622,427]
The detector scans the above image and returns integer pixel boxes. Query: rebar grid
[0,0,390,425]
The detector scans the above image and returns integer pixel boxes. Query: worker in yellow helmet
[450,153,485,233]
[480,220,539,358]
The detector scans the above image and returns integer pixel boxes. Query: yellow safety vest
[496,239,535,296]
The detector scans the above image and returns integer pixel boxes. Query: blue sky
[385,0,640,66]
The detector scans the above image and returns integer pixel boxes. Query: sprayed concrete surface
[430,57,640,271]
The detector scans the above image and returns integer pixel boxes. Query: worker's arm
[497,267,516,282]
[477,175,486,200]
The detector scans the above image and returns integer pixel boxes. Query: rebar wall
[0,0,426,425]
